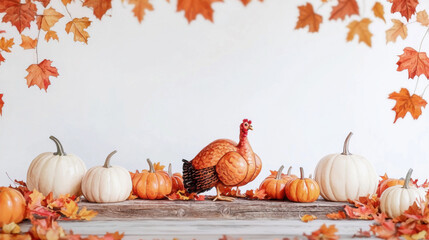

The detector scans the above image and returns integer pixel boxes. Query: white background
[1,0,429,192]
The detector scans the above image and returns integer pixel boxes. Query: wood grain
[79,198,349,220]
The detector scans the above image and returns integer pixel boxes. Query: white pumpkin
[314,132,378,202]
[380,168,426,218]
[27,136,87,198]
[81,151,132,203]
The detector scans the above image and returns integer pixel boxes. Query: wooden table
[20,199,376,239]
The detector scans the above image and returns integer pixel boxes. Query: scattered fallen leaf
[167,190,205,201]
[346,18,372,47]
[326,210,346,220]
[301,214,317,222]
[370,213,398,239]
[128,191,138,200]
[29,217,66,240]
[65,17,91,44]
[386,19,407,43]
[245,188,267,200]
[417,10,429,26]
[389,88,427,123]
[329,0,359,21]
[352,228,371,238]
[25,59,59,91]
[104,232,125,240]
[2,222,21,234]
[304,224,339,240]
[372,2,385,22]
[0,37,14,52]
[2,0,37,33]
[397,47,429,79]
[177,0,223,23]
[20,35,37,49]
[344,195,380,220]
[295,3,323,33]
[391,0,418,21]
[83,0,112,20]
[77,207,98,220]
[153,162,165,171]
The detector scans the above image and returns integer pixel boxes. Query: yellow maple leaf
[2,222,21,234]
[301,214,317,222]
[128,0,153,23]
[28,189,45,209]
[386,19,407,43]
[372,2,385,22]
[417,10,429,26]
[38,7,64,32]
[45,30,59,42]
[0,37,14,52]
[153,162,165,171]
[65,17,91,44]
[77,207,98,220]
[346,18,372,47]
[20,35,37,49]
[61,200,79,219]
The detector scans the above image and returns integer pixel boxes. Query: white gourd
[380,168,426,218]
[314,132,378,202]
[27,136,87,198]
[81,151,132,203]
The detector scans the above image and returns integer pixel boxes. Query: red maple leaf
[177,0,223,23]
[391,0,418,21]
[2,0,37,33]
[25,59,59,91]
[0,93,3,116]
[329,0,359,21]
[389,88,427,123]
[397,47,429,79]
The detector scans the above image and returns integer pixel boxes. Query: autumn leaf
[65,17,91,44]
[61,0,72,5]
[104,232,125,240]
[83,0,112,20]
[240,0,250,6]
[352,228,371,238]
[37,7,64,31]
[0,37,14,52]
[372,2,385,22]
[391,0,418,21]
[417,10,429,26]
[20,35,37,49]
[2,222,21,234]
[389,88,427,123]
[2,0,37,33]
[370,214,398,239]
[295,3,323,33]
[153,162,165,171]
[329,0,359,21]
[386,19,407,43]
[345,195,380,220]
[346,18,372,47]
[128,0,153,23]
[77,207,98,220]
[25,59,59,91]
[397,47,429,79]
[245,188,267,200]
[30,217,66,240]
[326,210,346,220]
[177,0,223,23]
[35,0,50,7]
[0,94,3,116]
[128,191,138,200]
[61,200,79,218]
[301,214,317,222]
[45,30,58,42]
[304,224,339,240]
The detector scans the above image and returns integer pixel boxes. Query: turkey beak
[249,125,253,130]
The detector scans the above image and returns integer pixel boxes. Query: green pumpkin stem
[168,163,172,177]
[300,167,304,180]
[403,168,413,189]
[103,150,117,168]
[342,132,353,155]
[50,136,66,156]
[287,166,292,176]
[276,165,284,180]
[147,158,155,173]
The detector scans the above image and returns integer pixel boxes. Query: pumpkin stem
[342,132,353,155]
[147,158,155,173]
[168,163,172,177]
[300,167,304,180]
[403,168,413,189]
[276,165,284,180]
[287,166,292,176]
[103,150,117,168]
[50,136,66,156]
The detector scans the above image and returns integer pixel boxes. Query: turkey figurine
[183,119,262,201]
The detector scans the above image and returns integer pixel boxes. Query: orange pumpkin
[285,167,320,202]
[0,187,26,225]
[132,159,172,199]
[259,166,296,200]
[168,164,185,194]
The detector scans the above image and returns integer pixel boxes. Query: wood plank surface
[79,199,349,220]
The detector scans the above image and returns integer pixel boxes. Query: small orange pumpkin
[259,166,296,200]
[168,164,185,194]
[285,167,320,202]
[0,187,26,225]
[132,159,172,200]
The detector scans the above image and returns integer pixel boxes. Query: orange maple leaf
[37,7,64,32]
[177,0,223,23]
[389,88,427,123]
[0,94,3,116]
[25,59,59,91]
[77,206,98,220]
[304,224,339,240]
[301,214,317,222]
[45,31,59,42]
[20,35,37,49]
[240,0,251,6]
[352,229,371,238]
[372,2,385,22]
[2,0,37,33]
[370,213,398,239]
[153,162,165,171]
[65,17,91,44]
[397,47,429,79]
[35,0,51,7]
[295,3,323,33]
[104,232,125,240]
[0,37,14,52]
[346,18,372,47]
[417,10,429,26]
[326,210,346,220]
[386,19,407,43]
[128,0,153,23]
[329,0,359,21]
[83,0,112,20]
[391,0,418,21]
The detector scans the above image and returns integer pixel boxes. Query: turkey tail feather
[182,159,218,193]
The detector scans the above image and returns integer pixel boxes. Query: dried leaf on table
[326,210,346,220]
[304,224,339,240]
[301,214,317,222]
